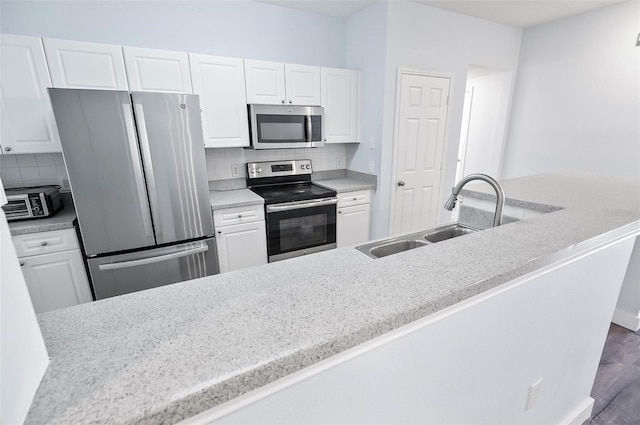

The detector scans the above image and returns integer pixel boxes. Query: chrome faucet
[444,174,505,227]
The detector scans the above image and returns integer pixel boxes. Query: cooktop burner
[250,182,336,205]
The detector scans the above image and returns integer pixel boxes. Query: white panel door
[337,204,370,248]
[321,67,359,143]
[285,64,321,106]
[20,249,93,314]
[189,53,249,148]
[391,72,450,236]
[0,34,61,154]
[244,59,286,105]
[216,221,267,273]
[43,38,128,90]
[123,46,192,93]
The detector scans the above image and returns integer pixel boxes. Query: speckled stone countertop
[8,205,77,236]
[314,177,376,193]
[209,189,264,210]
[27,172,640,424]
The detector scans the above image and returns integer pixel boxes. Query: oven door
[266,199,337,262]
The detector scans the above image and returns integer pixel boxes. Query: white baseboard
[563,398,594,425]
[612,308,640,331]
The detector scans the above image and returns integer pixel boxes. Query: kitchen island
[25,172,640,424]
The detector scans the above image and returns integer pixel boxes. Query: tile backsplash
[0,153,69,190]
[205,145,347,181]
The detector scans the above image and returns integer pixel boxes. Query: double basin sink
[356,223,479,259]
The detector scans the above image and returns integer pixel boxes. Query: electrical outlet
[231,164,240,178]
[526,378,543,410]
[368,160,375,174]
[62,177,70,190]
[336,158,343,168]
[369,136,375,150]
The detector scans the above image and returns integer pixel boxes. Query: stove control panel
[247,160,313,179]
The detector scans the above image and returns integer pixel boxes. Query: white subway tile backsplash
[0,155,19,168]
[1,154,69,188]
[16,154,37,167]
[35,153,56,167]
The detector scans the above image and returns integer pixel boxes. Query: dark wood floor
[585,323,640,425]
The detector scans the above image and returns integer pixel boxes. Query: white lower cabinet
[337,190,371,248]
[213,204,268,273]
[13,228,92,314]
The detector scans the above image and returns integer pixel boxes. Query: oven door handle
[267,198,337,212]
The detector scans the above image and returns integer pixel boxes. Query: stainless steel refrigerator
[49,89,218,300]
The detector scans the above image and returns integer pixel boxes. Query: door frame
[388,67,454,236]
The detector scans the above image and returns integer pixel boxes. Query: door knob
[397,180,405,187]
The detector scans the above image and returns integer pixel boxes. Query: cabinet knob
[217,230,222,234]
[338,211,342,214]
[353,197,357,201]
[4,146,11,152]
[20,261,24,267]
[281,100,285,104]
[237,214,242,218]
[288,100,292,104]
[41,241,48,246]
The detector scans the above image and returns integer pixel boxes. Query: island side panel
[197,237,634,425]
[612,236,640,331]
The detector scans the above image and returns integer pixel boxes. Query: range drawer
[213,204,265,227]
[337,190,371,208]
[13,228,79,258]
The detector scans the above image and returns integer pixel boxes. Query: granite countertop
[27,172,640,424]
[209,189,264,210]
[8,205,77,236]
[314,177,376,193]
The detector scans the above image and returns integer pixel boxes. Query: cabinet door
[190,54,249,148]
[216,221,267,273]
[285,64,321,106]
[123,46,192,93]
[321,67,360,143]
[244,59,286,105]
[20,249,93,314]
[337,203,370,248]
[0,34,62,154]
[43,38,128,90]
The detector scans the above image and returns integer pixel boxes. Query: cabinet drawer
[213,204,265,227]
[337,190,371,208]
[13,228,79,257]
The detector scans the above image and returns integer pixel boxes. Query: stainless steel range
[247,160,337,262]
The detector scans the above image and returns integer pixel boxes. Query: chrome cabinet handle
[397,180,406,187]
[40,241,48,246]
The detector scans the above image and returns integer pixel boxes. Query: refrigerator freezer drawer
[88,238,219,300]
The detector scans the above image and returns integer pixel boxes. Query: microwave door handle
[123,104,153,238]
[305,114,312,143]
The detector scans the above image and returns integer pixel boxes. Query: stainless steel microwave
[248,104,324,149]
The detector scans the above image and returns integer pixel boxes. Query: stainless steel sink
[423,224,478,243]
[370,240,429,258]
[356,223,480,259]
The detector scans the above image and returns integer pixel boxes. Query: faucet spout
[445,173,505,227]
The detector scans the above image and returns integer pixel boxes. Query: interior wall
[501,1,640,181]
[0,180,49,424]
[0,1,346,67]
[462,67,513,177]
[376,1,522,238]
[344,2,388,238]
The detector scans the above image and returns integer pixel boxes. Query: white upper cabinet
[285,64,321,106]
[244,59,320,105]
[43,38,129,90]
[321,67,360,143]
[123,46,192,93]
[189,53,249,148]
[0,34,61,154]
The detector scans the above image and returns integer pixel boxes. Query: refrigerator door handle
[98,244,209,271]
[134,102,162,237]
[122,104,154,238]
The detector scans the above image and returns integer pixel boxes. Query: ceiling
[256,0,629,28]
